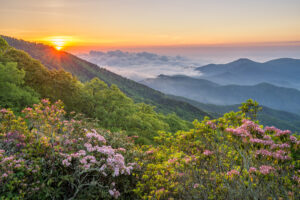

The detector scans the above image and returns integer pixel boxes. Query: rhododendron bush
[0,99,299,199]
[0,100,141,199]
[135,111,300,199]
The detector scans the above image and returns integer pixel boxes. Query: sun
[50,38,66,50]
[41,36,77,51]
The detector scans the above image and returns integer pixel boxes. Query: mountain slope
[168,94,300,133]
[195,58,300,89]
[1,35,209,121]
[141,75,300,114]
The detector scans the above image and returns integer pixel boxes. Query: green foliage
[2,35,210,121]
[170,94,300,133]
[0,100,142,199]
[135,109,300,199]
[82,78,190,144]
[0,62,39,111]
[0,37,9,54]
[239,99,262,120]
[0,38,191,144]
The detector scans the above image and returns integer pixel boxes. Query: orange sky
[1,0,300,52]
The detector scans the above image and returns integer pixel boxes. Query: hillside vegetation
[169,95,300,133]
[0,98,299,199]
[0,37,192,144]
[1,35,209,121]
[0,36,299,199]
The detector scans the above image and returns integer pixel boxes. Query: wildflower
[168,158,177,163]
[263,135,271,140]
[250,138,273,146]
[117,148,126,152]
[109,189,120,199]
[2,173,8,178]
[206,121,217,129]
[272,150,291,160]
[290,135,297,143]
[227,169,240,176]
[255,149,272,157]
[62,159,71,167]
[203,150,213,156]
[15,164,22,168]
[249,167,257,173]
[259,165,275,175]
[41,99,49,104]
[86,129,106,143]
[184,156,191,164]
[156,188,165,194]
[0,108,8,113]
[193,183,200,188]
[145,150,154,155]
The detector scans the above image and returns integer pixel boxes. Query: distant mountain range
[141,74,300,114]
[1,35,210,121]
[195,58,300,89]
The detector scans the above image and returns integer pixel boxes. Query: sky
[1,0,300,58]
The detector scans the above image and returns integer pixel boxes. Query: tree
[0,62,39,111]
[239,99,262,120]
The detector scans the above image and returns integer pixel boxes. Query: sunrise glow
[41,36,78,51]
[52,38,64,50]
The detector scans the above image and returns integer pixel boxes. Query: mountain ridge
[1,35,210,121]
[141,74,300,114]
[195,57,300,89]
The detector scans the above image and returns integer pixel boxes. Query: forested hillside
[0,36,193,144]
[1,35,209,121]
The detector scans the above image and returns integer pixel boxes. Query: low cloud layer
[78,50,202,81]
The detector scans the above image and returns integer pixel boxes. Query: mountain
[195,58,300,89]
[1,35,210,121]
[141,75,300,114]
[168,94,300,133]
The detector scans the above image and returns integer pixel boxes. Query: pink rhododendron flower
[2,173,8,178]
[168,158,177,163]
[259,165,275,175]
[290,135,297,143]
[206,121,217,129]
[62,160,71,167]
[117,148,126,152]
[227,169,240,176]
[203,150,213,156]
[255,149,272,157]
[249,167,257,173]
[86,129,106,143]
[109,189,120,199]
[145,150,154,155]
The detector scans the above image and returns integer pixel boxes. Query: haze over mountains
[141,75,300,114]
[78,50,201,81]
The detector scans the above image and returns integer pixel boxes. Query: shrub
[0,100,141,199]
[134,111,300,199]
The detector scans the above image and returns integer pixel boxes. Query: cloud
[78,50,202,81]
